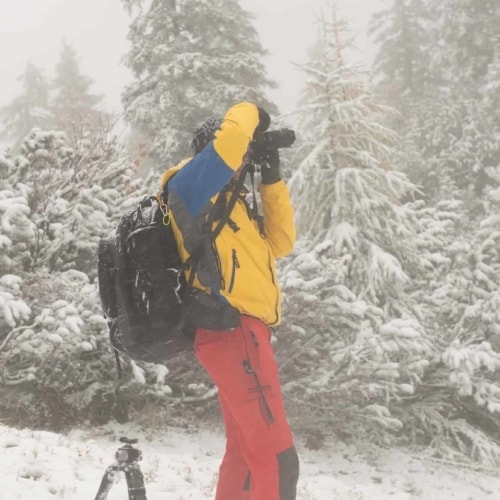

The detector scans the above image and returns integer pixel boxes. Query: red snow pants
[194,315,299,500]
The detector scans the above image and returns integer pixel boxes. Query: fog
[0,0,386,115]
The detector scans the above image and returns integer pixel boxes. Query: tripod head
[119,437,138,444]
[116,436,142,465]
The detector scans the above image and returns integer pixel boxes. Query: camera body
[262,128,296,151]
[248,128,296,167]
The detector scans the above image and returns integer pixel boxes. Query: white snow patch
[0,422,499,499]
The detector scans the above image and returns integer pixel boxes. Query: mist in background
[0,0,386,116]
[2,0,500,479]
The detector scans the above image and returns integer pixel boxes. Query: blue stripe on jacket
[168,141,235,217]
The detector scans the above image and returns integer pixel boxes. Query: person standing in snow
[160,102,299,500]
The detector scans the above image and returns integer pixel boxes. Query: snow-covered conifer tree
[481,44,500,115]
[289,6,423,309]
[52,41,104,133]
[433,0,500,92]
[360,0,500,461]
[407,95,499,210]
[371,0,500,208]
[0,63,54,150]
[121,0,276,166]
[437,178,500,427]
[278,4,433,442]
[369,0,435,109]
[480,43,500,164]
[401,188,500,465]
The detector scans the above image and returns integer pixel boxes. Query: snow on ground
[0,421,499,499]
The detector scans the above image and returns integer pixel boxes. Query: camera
[262,128,296,150]
[248,128,296,166]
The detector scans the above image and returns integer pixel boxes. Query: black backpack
[97,166,250,366]
[97,195,193,365]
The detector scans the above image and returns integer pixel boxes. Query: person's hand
[256,107,270,132]
[250,106,281,183]
[260,149,281,184]
[251,106,271,162]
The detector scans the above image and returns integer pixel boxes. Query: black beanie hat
[191,117,223,154]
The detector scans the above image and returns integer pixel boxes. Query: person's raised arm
[167,102,262,216]
[260,150,296,258]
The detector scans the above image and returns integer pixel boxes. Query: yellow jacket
[160,102,295,325]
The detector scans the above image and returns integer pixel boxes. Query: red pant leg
[195,316,299,500]
[215,392,251,500]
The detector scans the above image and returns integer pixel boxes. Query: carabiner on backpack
[156,194,171,226]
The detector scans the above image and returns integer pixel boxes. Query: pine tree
[481,43,500,116]
[434,0,500,92]
[121,0,276,166]
[0,63,53,149]
[369,0,500,459]
[277,4,433,443]
[480,43,500,167]
[289,7,422,303]
[406,95,499,209]
[369,0,435,109]
[371,0,500,209]
[52,41,103,133]
[428,0,500,207]
[371,0,500,105]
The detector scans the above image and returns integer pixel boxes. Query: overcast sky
[0,0,387,117]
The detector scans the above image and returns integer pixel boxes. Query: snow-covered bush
[0,128,155,429]
[390,189,500,465]
[0,179,37,273]
[0,275,31,335]
[278,240,433,444]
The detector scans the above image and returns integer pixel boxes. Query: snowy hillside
[1,422,499,499]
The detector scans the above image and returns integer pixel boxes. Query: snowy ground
[1,421,499,499]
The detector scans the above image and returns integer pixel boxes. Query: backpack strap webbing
[206,163,250,241]
[180,163,250,291]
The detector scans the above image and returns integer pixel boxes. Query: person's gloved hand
[250,106,281,183]
[256,107,271,132]
[251,106,270,155]
[251,106,270,158]
[260,149,281,184]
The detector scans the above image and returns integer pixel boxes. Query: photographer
[160,102,299,500]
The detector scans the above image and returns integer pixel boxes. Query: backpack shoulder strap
[206,163,250,241]
[163,163,249,287]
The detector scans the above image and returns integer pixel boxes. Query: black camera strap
[248,166,265,237]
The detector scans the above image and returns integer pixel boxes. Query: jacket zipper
[228,249,240,293]
[211,239,224,290]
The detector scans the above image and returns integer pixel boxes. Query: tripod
[94,437,148,500]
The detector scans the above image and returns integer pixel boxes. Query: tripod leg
[124,464,148,500]
[94,466,119,500]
